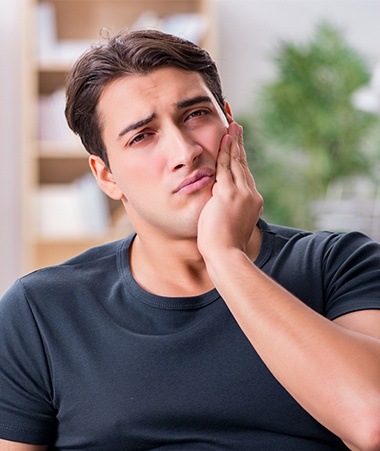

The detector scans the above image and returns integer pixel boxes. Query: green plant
[240,22,378,228]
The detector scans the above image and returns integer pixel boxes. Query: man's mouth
[174,168,215,194]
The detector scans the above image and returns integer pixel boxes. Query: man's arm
[335,309,380,339]
[198,121,380,450]
[0,440,48,450]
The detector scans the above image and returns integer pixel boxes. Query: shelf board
[37,232,128,245]
[34,236,112,269]
[38,141,86,158]
[34,229,131,269]
[37,60,72,73]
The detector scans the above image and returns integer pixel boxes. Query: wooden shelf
[38,141,85,158]
[35,235,121,268]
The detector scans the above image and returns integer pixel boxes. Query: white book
[37,184,86,238]
[75,173,110,236]
[37,176,110,238]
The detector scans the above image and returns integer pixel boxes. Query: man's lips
[174,168,215,194]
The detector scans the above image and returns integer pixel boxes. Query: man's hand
[197,121,263,260]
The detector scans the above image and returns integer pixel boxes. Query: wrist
[202,246,252,281]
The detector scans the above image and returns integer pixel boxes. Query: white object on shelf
[37,175,109,238]
[351,63,380,115]
[37,184,85,238]
[39,88,78,146]
[36,1,92,65]
[163,13,208,44]
[75,173,110,236]
[36,2,57,60]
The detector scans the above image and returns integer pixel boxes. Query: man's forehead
[102,67,211,98]
[100,69,218,113]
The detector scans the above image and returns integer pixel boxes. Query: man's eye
[129,132,150,146]
[187,109,210,120]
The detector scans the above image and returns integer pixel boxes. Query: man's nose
[167,128,203,171]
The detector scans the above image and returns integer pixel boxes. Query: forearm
[0,439,48,450]
[204,247,380,449]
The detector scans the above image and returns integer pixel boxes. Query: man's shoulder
[60,236,129,267]
[260,220,329,257]
[262,219,375,248]
[261,219,380,271]
[263,221,311,239]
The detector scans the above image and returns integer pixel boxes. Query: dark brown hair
[65,28,225,169]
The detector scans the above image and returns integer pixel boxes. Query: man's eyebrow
[117,96,212,139]
[176,95,213,109]
[118,113,156,139]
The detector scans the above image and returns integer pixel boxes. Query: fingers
[215,133,233,185]
[227,122,253,190]
[213,119,264,226]
[217,119,256,194]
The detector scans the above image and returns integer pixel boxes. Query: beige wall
[0,0,23,296]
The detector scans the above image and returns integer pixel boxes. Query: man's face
[92,67,229,239]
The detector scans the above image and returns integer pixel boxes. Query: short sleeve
[0,280,56,444]
[322,232,380,320]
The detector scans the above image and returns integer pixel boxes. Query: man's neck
[130,233,213,297]
[128,226,262,298]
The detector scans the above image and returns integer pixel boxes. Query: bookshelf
[24,0,218,272]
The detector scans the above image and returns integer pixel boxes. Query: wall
[216,0,380,115]
[0,0,24,297]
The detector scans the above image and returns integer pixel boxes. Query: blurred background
[1,0,380,296]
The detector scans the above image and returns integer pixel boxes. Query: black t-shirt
[0,220,379,449]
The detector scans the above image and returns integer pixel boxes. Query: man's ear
[89,155,123,201]
[224,101,233,121]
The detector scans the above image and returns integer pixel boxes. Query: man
[0,29,379,450]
